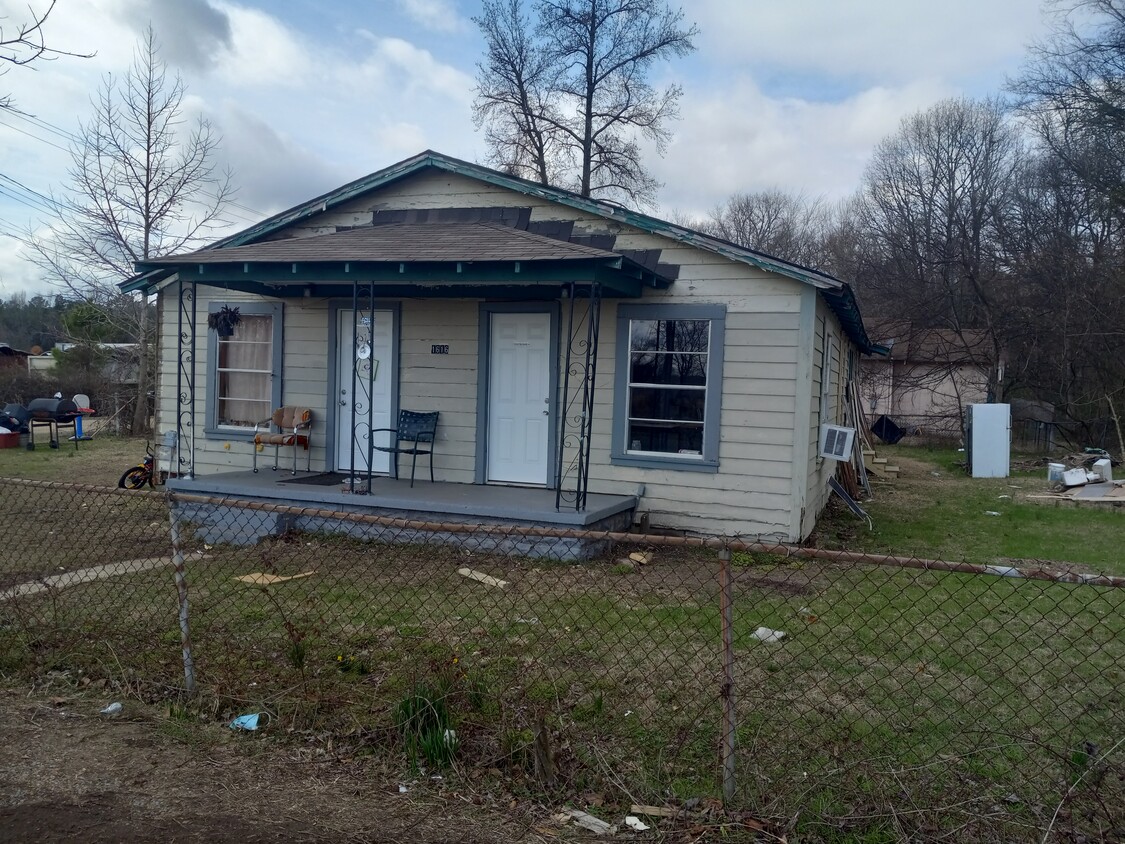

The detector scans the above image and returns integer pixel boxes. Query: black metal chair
[373,410,438,487]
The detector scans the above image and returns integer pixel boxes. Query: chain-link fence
[1,477,1121,841]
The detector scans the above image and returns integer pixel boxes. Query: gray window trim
[475,302,560,486]
[324,300,401,471]
[612,303,726,472]
[204,301,284,440]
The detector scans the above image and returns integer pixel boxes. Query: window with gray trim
[612,304,725,470]
[206,302,283,436]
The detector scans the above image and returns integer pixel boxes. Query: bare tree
[0,0,93,108]
[702,189,835,269]
[473,0,697,206]
[473,0,568,185]
[1010,0,1125,208]
[854,98,1022,400]
[25,27,233,433]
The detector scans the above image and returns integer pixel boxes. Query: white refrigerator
[967,403,1010,478]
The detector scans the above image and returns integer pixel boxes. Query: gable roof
[125,149,884,353]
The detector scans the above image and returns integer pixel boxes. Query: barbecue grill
[27,397,79,450]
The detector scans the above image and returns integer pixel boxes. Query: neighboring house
[27,343,140,385]
[124,151,882,544]
[860,322,993,436]
[0,343,30,369]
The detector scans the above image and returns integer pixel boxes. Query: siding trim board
[789,286,817,541]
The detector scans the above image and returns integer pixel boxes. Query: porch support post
[554,282,601,512]
[348,282,359,493]
[554,283,577,511]
[364,280,376,494]
[175,276,196,479]
[576,281,601,511]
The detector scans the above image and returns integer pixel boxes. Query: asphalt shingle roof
[145,222,622,266]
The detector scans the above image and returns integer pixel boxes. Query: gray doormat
[279,472,352,486]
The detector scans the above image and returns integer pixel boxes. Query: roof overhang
[127,257,668,299]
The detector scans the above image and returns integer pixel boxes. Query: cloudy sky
[0,0,1050,297]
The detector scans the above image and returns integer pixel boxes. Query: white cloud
[209,3,313,88]
[396,0,470,34]
[691,0,1047,91]
[353,34,475,104]
[653,76,954,216]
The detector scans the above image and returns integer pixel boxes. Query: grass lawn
[2,441,1122,840]
[0,432,145,487]
[0,487,1120,841]
[814,444,1124,573]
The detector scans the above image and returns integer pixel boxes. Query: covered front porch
[167,470,638,559]
[131,210,678,520]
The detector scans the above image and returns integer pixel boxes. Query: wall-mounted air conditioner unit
[819,424,856,461]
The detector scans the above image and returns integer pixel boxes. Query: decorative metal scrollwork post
[175,278,197,479]
[347,281,378,494]
[555,281,602,511]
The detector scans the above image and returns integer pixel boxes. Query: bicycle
[118,442,156,489]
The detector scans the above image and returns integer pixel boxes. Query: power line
[0,185,56,217]
[2,110,272,226]
[0,173,67,214]
[4,107,80,144]
[0,116,70,153]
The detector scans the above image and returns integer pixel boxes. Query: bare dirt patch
[0,685,562,843]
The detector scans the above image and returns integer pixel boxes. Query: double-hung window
[612,304,725,471]
[205,302,283,437]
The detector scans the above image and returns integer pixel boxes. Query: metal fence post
[718,546,736,805]
[168,500,196,695]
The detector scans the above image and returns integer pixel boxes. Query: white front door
[487,311,551,485]
[336,309,394,473]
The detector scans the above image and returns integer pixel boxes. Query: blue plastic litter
[229,713,261,731]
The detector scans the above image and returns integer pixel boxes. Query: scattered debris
[398,784,409,794]
[229,713,264,731]
[984,511,1002,516]
[456,567,508,589]
[1063,468,1089,488]
[628,551,653,565]
[630,804,677,818]
[752,626,787,643]
[998,494,1011,499]
[99,702,122,717]
[828,476,873,530]
[562,808,614,835]
[234,571,315,585]
[624,815,650,831]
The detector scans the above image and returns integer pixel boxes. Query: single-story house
[124,151,883,547]
[860,322,994,437]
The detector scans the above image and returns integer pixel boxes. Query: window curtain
[217,315,272,426]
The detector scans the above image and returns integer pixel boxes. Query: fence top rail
[2,476,1122,589]
[165,488,1125,590]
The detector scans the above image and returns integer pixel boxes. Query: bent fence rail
[0,477,1121,841]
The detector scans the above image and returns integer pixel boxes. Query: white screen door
[336,309,394,473]
[487,311,551,485]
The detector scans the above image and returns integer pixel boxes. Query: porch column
[175,276,197,479]
[555,281,602,511]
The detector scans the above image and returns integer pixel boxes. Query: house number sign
[431,344,449,355]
